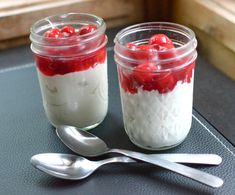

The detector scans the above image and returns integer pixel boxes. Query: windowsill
[172,0,235,80]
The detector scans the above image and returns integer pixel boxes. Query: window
[0,0,146,49]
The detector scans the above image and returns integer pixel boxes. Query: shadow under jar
[30,13,108,130]
[114,22,197,150]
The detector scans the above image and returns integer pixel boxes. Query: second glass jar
[114,22,197,150]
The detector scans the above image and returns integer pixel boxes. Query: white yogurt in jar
[120,77,194,150]
[37,60,108,129]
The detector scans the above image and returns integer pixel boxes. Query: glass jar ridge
[114,22,197,72]
[30,13,107,57]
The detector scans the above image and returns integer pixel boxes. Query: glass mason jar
[30,13,108,130]
[114,22,197,150]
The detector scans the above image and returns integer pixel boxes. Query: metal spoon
[55,126,221,165]
[56,125,223,188]
[56,126,222,165]
[31,153,136,180]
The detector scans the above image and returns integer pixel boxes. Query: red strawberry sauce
[35,24,106,76]
[118,34,195,94]
[35,48,106,76]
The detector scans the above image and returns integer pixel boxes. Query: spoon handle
[97,156,136,166]
[109,149,223,188]
[148,153,222,165]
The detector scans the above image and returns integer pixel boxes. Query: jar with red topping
[30,13,108,130]
[114,22,197,150]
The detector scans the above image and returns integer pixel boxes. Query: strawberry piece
[126,43,157,60]
[35,55,55,76]
[43,28,63,47]
[53,59,76,75]
[174,61,195,83]
[126,43,138,50]
[133,62,157,84]
[152,72,176,93]
[119,69,137,94]
[184,62,195,83]
[44,28,63,38]
[69,58,91,72]
[132,62,177,93]
[79,24,97,35]
[157,44,185,72]
[137,44,156,60]
[138,44,155,52]
[149,34,173,46]
[95,47,107,65]
[158,44,177,59]
[61,25,76,37]
[155,43,175,52]
[148,34,176,60]
[125,43,137,59]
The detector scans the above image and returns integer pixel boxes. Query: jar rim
[114,22,197,72]
[30,12,106,46]
[30,13,107,57]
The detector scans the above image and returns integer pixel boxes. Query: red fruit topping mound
[126,43,157,60]
[133,62,176,93]
[61,25,76,37]
[36,24,106,76]
[43,24,97,39]
[79,24,97,35]
[149,34,173,46]
[44,28,63,38]
[121,34,195,94]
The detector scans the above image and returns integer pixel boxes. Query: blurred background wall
[0,0,234,79]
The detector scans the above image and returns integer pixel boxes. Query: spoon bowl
[31,153,134,180]
[56,125,109,156]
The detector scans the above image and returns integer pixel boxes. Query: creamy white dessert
[120,77,194,150]
[37,60,108,129]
